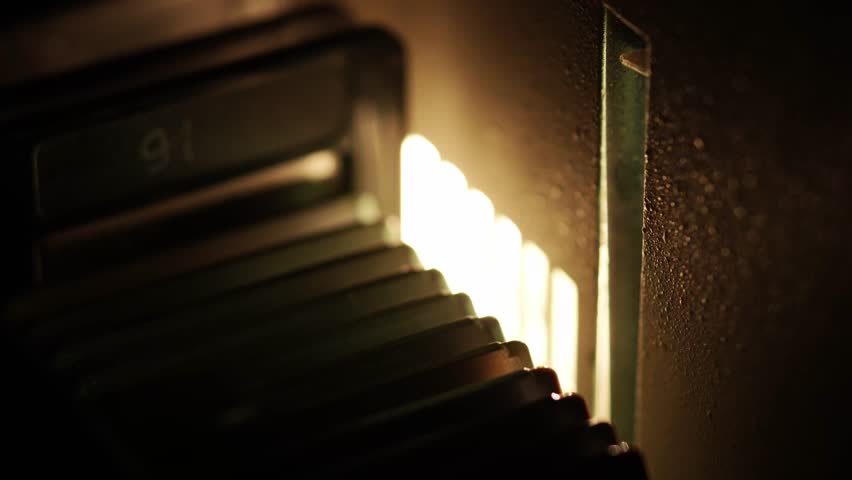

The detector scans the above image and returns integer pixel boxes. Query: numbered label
[139,120,193,176]
[139,127,170,175]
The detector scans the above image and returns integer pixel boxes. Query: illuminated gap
[551,268,579,393]
[457,190,496,315]
[521,242,550,368]
[594,217,611,421]
[594,13,612,421]
[430,161,470,293]
[491,216,522,343]
[400,134,579,391]
[400,135,441,268]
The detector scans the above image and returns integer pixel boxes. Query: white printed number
[140,121,194,176]
[140,128,170,175]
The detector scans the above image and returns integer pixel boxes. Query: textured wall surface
[337,1,852,479]
[610,3,852,478]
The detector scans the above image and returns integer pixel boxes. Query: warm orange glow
[400,134,581,385]
[550,268,579,393]
[522,241,550,366]
[400,134,441,267]
[491,216,523,341]
[454,189,496,314]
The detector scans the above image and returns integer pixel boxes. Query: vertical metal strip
[597,4,650,443]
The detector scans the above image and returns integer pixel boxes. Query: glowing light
[594,201,612,422]
[455,189,496,314]
[594,190,612,420]
[400,134,442,267]
[490,216,522,341]
[595,57,612,420]
[522,242,550,366]
[550,268,579,393]
[300,149,340,179]
[400,133,580,388]
[429,161,469,290]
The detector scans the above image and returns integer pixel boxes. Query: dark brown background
[3,1,850,479]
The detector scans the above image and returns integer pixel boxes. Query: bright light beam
[456,189,496,315]
[522,242,550,366]
[550,268,579,393]
[400,133,581,386]
[490,216,523,341]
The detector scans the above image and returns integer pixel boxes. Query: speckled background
[336,1,852,478]
[612,3,852,478]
